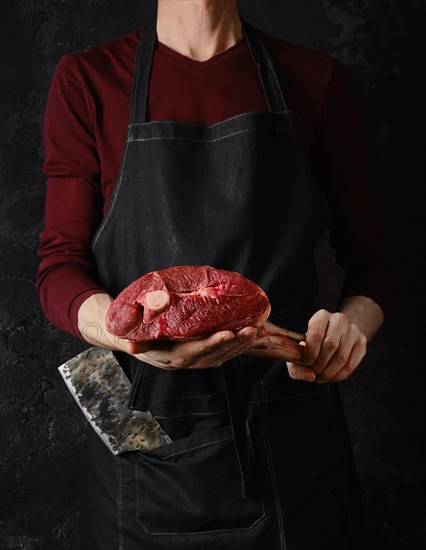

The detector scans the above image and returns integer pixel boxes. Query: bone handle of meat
[262,321,306,343]
[245,321,307,364]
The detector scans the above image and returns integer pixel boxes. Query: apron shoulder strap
[130,8,290,125]
[130,4,158,124]
[241,18,289,113]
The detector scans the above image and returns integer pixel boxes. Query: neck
[156,0,242,61]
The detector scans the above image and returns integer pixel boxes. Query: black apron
[81,6,366,549]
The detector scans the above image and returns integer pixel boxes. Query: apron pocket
[148,391,230,441]
[132,425,266,536]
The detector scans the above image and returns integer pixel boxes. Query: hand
[286,309,368,383]
[127,327,258,370]
[78,292,259,370]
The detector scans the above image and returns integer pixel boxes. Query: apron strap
[130,5,290,125]
[130,2,157,125]
[241,18,289,113]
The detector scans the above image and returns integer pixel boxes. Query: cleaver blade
[58,346,172,455]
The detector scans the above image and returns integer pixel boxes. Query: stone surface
[1,0,424,548]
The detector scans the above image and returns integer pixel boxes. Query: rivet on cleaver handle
[58,346,172,455]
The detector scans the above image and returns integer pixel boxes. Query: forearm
[77,292,119,349]
[338,294,384,342]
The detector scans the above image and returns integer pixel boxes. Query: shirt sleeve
[313,60,397,318]
[36,54,106,340]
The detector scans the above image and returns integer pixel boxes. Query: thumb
[286,361,316,383]
[124,339,151,355]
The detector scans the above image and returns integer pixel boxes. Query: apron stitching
[161,436,232,459]
[135,461,142,535]
[136,429,266,536]
[154,409,227,419]
[150,391,226,401]
[127,126,292,144]
[248,387,331,405]
[261,381,288,550]
[131,109,290,128]
[137,517,266,537]
[269,61,288,113]
[128,364,144,409]
[116,458,124,550]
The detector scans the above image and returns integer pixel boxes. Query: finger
[145,330,237,369]
[218,335,259,362]
[179,331,238,366]
[132,351,174,369]
[187,329,259,369]
[236,326,259,339]
[125,340,151,354]
[154,331,236,363]
[130,329,251,370]
[189,330,236,356]
[315,323,359,380]
[316,340,354,382]
[303,309,332,366]
[286,362,316,383]
[190,328,257,363]
[321,337,367,383]
[309,313,348,374]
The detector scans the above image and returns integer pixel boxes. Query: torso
[67,26,335,214]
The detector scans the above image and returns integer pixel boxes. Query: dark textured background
[1,1,425,548]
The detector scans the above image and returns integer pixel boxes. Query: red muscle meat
[106,266,305,363]
[106,266,271,340]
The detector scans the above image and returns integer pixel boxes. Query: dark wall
[1,1,424,548]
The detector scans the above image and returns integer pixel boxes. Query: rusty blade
[58,346,172,455]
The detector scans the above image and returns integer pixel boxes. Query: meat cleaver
[58,346,172,455]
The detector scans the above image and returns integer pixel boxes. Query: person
[37,0,395,548]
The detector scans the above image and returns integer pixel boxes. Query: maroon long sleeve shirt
[37,26,396,339]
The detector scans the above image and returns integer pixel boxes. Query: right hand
[127,327,258,370]
[78,293,258,370]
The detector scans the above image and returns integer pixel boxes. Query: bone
[262,321,306,342]
[146,290,170,312]
[245,322,306,363]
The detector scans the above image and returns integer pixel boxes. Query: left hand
[287,309,368,383]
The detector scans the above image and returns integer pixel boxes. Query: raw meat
[106,265,305,362]
[106,265,271,341]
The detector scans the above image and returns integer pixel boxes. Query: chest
[91,47,318,212]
